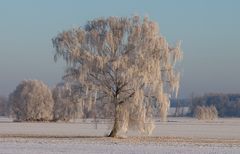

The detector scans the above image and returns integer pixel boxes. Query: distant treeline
[170,99,190,108]
[2,93,240,118]
[188,93,240,117]
[171,93,240,117]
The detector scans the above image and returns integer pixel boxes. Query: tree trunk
[108,103,120,137]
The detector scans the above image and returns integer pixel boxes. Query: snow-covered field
[0,117,240,154]
[1,137,240,154]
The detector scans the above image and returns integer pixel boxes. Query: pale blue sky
[0,0,240,98]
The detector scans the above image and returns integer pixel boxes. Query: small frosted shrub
[194,105,218,120]
[9,80,54,121]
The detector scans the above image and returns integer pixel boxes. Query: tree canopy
[52,16,182,137]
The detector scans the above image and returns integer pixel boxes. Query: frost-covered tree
[52,16,182,137]
[52,81,85,121]
[194,105,218,120]
[9,80,54,121]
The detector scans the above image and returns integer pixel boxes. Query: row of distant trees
[2,91,240,120]
[189,93,240,117]
[3,91,240,119]
[169,93,240,119]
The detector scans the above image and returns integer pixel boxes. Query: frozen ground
[1,117,240,139]
[1,137,240,154]
[0,117,240,154]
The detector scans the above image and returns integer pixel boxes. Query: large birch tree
[52,16,182,137]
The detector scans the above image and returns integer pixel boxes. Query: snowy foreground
[1,137,240,154]
[0,117,240,154]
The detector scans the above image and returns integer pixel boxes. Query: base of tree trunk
[108,103,120,137]
[108,128,118,137]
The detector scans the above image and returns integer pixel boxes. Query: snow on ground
[0,117,240,154]
[1,117,240,139]
[0,137,240,154]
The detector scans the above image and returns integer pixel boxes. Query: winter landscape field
[1,1,240,154]
[0,117,240,154]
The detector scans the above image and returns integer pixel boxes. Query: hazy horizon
[0,0,240,98]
